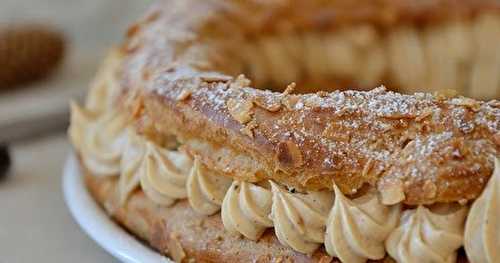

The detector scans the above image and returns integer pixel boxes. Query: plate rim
[62,152,172,263]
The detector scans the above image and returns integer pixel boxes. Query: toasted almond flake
[416,108,433,122]
[200,74,233,83]
[316,91,329,97]
[176,89,192,101]
[281,95,299,111]
[422,180,437,199]
[229,74,251,89]
[168,232,186,263]
[227,98,253,124]
[362,158,374,177]
[277,140,304,168]
[433,89,457,100]
[380,179,405,205]
[253,96,281,112]
[283,82,296,95]
[241,119,258,138]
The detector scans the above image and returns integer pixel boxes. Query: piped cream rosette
[464,157,500,263]
[71,87,500,261]
[325,186,400,263]
[69,102,128,177]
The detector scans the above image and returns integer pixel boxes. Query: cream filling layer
[464,157,500,263]
[187,158,232,215]
[71,103,500,262]
[139,142,192,205]
[270,181,333,254]
[118,130,192,205]
[325,186,400,263]
[221,181,273,240]
[84,50,123,113]
[69,102,128,177]
[386,204,468,263]
[118,129,145,204]
[70,102,190,205]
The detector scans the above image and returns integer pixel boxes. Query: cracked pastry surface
[69,54,498,262]
[119,0,499,205]
[68,0,500,262]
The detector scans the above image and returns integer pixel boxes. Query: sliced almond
[227,98,253,124]
[422,180,437,199]
[168,232,186,263]
[176,89,192,101]
[277,140,304,168]
[253,96,281,112]
[380,179,405,205]
[283,82,296,95]
[241,119,258,138]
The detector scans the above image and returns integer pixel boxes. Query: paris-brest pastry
[69,1,500,262]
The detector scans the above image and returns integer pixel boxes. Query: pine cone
[0,24,65,89]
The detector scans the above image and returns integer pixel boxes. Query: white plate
[62,153,173,263]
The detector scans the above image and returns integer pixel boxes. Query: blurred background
[0,0,151,141]
[0,0,150,262]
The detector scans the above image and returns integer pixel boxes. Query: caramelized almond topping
[422,180,437,199]
[362,158,374,177]
[277,140,304,168]
[433,89,457,100]
[253,96,281,112]
[168,232,186,263]
[282,95,300,111]
[229,74,251,89]
[199,74,233,83]
[380,179,405,205]
[241,119,258,138]
[415,108,433,122]
[176,89,192,101]
[316,91,329,97]
[283,82,296,95]
[227,98,253,124]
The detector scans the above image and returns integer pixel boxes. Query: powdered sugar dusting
[118,0,500,203]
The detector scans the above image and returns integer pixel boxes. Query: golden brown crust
[82,159,472,262]
[74,1,499,261]
[83,161,335,263]
[118,0,500,205]
[135,88,499,205]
